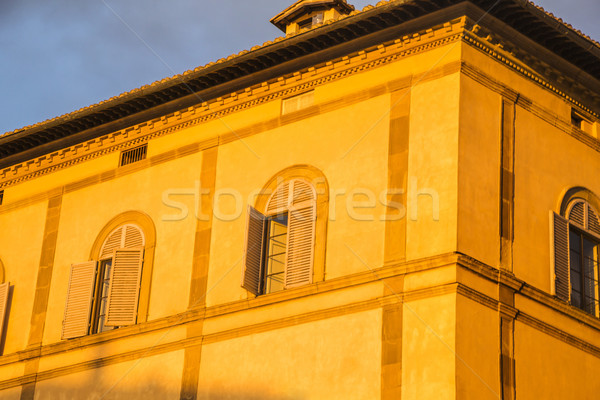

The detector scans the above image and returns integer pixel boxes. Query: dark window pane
[571,266,581,291]
[572,290,582,308]
[570,230,581,252]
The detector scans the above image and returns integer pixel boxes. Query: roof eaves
[2,0,599,143]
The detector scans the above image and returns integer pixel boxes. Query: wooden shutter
[568,201,585,227]
[587,205,600,236]
[242,206,266,295]
[267,182,290,214]
[284,203,316,288]
[62,261,97,339]
[105,248,144,327]
[0,282,9,342]
[292,180,316,205]
[124,225,144,248]
[552,212,570,302]
[101,227,124,259]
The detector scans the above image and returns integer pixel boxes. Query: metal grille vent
[120,144,147,167]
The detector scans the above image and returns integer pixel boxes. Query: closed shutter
[105,248,144,327]
[552,212,570,302]
[267,182,290,214]
[101,227,124,259]
[101,225,145,259]
[569,201,585,227]
[284,203,316,288]
[0,282,9,341]
[587,205,600,236]
[124,225,144,248]
[62,261,97,339]
[292,180,315,204]
[242,206,266,295]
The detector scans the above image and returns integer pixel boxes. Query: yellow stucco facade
[0,0,599,398]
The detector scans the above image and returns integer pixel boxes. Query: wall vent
[120,144,147,167]
[571,109,584,129]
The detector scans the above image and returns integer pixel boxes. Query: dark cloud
[0,0,597,134]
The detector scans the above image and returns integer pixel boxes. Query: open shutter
[552,212,570,302]
[242,206,266,295]
[0,282,9,341]
[62,262,97,339]
[105,248,144,327]
[284,203,316,288]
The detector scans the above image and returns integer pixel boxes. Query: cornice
[0,18,467,191]
[2,0,599,167]
[461,14,600,116]
[1,9,599,192]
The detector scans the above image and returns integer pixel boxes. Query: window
[242,179,316,295]
[552,199,600,316]
[571,109,584,129]
[62,224,145,339]
[120,144,147,166]
[0,190,3,205]
[297,13,324,29]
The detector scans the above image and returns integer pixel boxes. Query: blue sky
[1,0,598,134]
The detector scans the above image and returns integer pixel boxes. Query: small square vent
[120,144,148,167]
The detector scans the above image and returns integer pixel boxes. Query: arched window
[62,214,154,340]
[553,193,600,316]
[242,178,318,295]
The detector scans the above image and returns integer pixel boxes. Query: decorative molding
[0,19,467,190]
[462,21,599,118]
[1,15,597,195]
[0,253,600,390]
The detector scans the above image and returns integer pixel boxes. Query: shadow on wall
[0,285,13,355]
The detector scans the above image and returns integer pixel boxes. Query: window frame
[568,224,600,315]
[62,219,151,340]
[553,196,600,317]
[242,178,318,296]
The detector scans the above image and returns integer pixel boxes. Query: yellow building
[0,0,599,398]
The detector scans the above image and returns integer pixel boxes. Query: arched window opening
[553,195,600,316]
[242,179,317,296]
[62,222,148,339]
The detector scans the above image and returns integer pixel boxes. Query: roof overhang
[2,0,599,169]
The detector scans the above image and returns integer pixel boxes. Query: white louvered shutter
[101,227,124,259]
[0,282,9,342]
[292,180,315,204]
[552,213,570,302]
[124,225,144,248]
[284,203,316,288]
[62,262,97,339]
[267,182,290,214]
[242,206,266,295]
[100,225,145,259]
[105,248,144,327]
